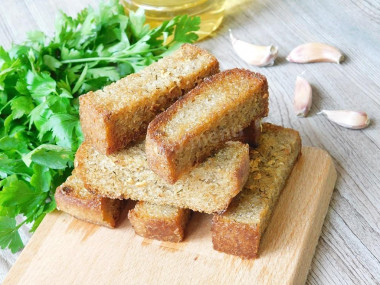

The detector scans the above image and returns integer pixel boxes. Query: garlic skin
[287,43,344,64]
[318,110,370,129]
[229,30,278,67]
[294,76,312,117]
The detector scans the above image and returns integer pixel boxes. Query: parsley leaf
[27,71,57,98]
[22,144,73,169]
[10,96,34,119]
[129,8,150,39]
[173,15,200,43]
[0,217,23,253]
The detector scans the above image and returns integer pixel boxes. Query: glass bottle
[123,0,226,40]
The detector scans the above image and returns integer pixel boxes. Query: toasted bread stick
[75,140,249,214]
[146,69,269,183]
[212,123,301,259]
[79,44,219,155]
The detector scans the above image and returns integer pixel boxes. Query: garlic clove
[287,43,344,64]
[318,110,370,129]
[294,76,312,117]
[229,30,278,67]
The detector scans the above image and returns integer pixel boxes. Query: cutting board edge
[293,147,337,284]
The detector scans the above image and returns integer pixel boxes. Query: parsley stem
[15,217,28,230]
[0,59,20,76]
[0,67,14,77]
[0,100,11,114]
[59,46,166,64]
[60,56,144,64]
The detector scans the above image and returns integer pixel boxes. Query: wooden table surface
[0,0,379,284]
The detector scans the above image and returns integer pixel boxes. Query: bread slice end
[212,215,260,259]
[129,202,191,242]
[55,173,124,228]
[145,134,178,184]
[79,93,114,155]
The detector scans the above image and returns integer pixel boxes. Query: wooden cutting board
[4,147,336,285]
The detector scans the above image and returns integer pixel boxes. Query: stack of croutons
[55,44,301,259]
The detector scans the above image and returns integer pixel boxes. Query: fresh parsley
[0,0,200,252]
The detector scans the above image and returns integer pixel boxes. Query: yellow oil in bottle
[123,0,226,40]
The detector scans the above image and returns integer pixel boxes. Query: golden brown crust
[55,173,125,228]
[128,202,191,242]
[146,69,269,183]
[211,215,260,259]
[79,44,219,155]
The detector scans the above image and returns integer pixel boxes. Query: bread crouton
[75,140,249,214]
[212,123,301,258]
[79,44,219,155]
[146,69,268,183]
[129,202,190,242]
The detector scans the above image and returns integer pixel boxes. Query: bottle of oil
[123,0,226,40]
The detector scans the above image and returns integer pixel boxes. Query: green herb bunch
[0,0,200,252]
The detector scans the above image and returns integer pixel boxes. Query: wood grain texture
[4,147,336,285]
[0,0,379,284]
